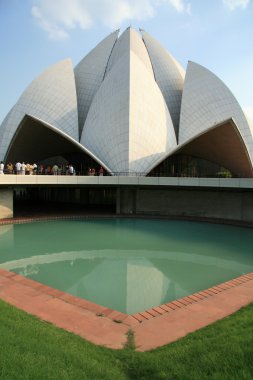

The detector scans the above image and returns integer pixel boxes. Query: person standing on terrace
[15,161,21,174]
[0,161,4,174]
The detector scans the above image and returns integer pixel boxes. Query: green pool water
[0,219,252,314]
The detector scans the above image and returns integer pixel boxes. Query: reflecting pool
[0,219,252,314]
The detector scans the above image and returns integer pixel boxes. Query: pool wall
[132,188,253,222]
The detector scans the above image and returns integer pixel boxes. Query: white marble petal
[0,59,78,160]
[141,30,185,138]
[74,30,119,138]
[81,54,130,173]
[129,51,177,174]
[105,27,153,77]
[81,34,177,174]
[179,61,253,163]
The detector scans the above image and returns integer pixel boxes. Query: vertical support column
[0,188,13,219]
[116,187,121,214]
[134,187,139,214]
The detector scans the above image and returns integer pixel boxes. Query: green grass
[1,299,253,380]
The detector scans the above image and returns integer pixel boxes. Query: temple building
[1,27,253,178]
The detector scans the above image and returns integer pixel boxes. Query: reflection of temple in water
[0,224,14,248]
[1,249,252,314]
[68,259,177,314]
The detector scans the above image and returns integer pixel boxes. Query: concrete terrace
[1,175,253,188]
[1,175,253,223]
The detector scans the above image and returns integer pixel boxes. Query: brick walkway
[1,268,253,351]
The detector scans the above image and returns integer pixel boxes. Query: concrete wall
[0,189,13,219]
[118,188,136,214]
[118,187,253,223]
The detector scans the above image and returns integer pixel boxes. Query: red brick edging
[1,267,253,326]
[130,272,253,322]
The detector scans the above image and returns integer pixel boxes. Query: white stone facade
[179,62,253,163]
[82,29,177,174]
[0,28,252,176]
[141,30,185,138]
[0,59,78,160]
[74,30,119,138]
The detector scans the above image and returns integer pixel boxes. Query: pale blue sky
[0,0,253,124]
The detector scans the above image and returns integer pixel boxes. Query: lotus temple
[1,26,253,177]
[0,27,253,221]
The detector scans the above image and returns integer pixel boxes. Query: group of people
[0,161,105,176]
[0,161,76,175]
[48,164,75,176]
[87,167,104,176]
[0,161,38,175]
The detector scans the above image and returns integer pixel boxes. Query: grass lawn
[1,299,253,380]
